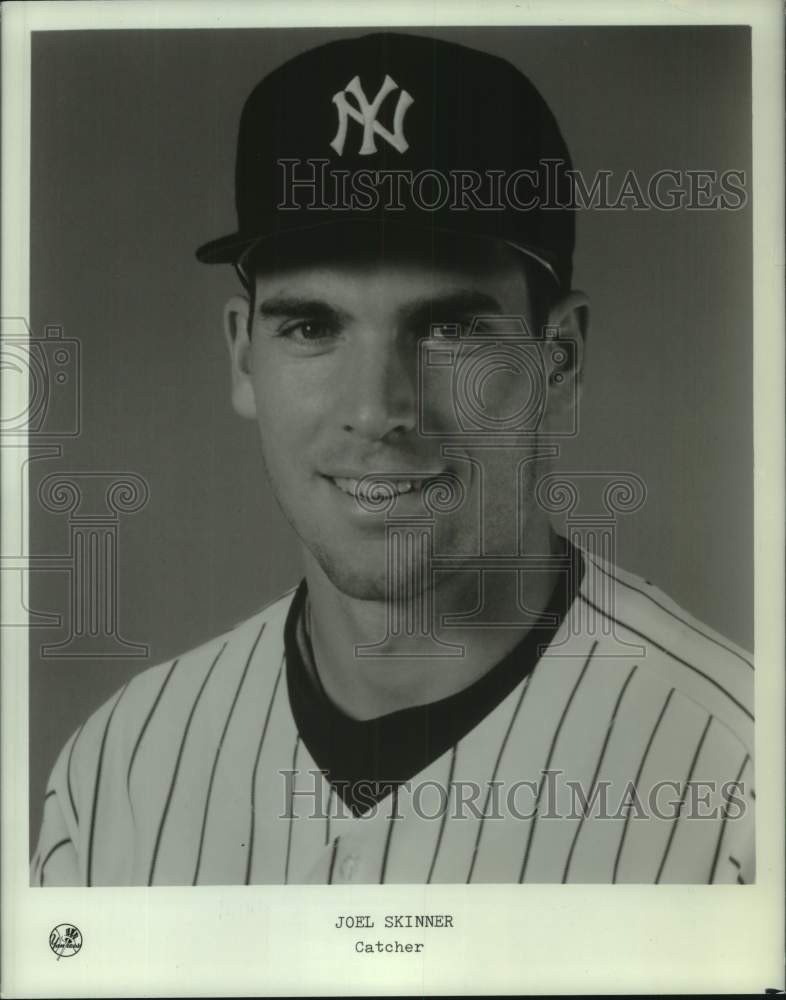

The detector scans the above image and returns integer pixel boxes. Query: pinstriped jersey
[31,548,755,886]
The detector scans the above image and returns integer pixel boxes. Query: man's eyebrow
[257,296,348,321]
[402,291,504,323]
[256,290,504,323]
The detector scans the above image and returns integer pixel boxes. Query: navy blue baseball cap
[196,32,575,289]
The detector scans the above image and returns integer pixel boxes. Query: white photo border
[2,0,783,996]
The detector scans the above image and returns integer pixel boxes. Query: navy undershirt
[285,537,584,816]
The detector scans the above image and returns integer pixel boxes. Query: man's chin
[310,549,435,602]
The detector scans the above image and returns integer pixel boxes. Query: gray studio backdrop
[28,25,752,848]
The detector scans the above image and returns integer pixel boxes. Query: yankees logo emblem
[330,74,414,156]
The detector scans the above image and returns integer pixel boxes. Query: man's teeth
[333,477,420,497]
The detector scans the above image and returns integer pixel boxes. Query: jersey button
[339,854,359,881]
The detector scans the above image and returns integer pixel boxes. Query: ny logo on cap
[330,74,414,156]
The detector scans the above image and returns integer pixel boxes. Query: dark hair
[518,258,560,335]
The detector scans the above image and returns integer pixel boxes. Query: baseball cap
[196,31,575,289]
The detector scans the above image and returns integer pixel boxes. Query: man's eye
[278,320,337,343]
[424,322,470,341]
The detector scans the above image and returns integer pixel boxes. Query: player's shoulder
[115,584,294,713]
[577,546,754,752]
[60,586,297,787]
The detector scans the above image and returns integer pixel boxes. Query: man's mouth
[330,476,430,499]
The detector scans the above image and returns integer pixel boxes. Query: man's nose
[338,335,417,441]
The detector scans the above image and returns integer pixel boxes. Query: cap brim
[196,218,561,286]
[195,232,259,264]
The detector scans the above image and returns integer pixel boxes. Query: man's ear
[223,294,257,420]
[543,290,590,414]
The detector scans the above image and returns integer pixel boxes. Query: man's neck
[302,527,565,721]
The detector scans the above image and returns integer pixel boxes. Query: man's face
[226,241,582,600]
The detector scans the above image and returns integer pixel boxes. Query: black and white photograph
[2,0,783,995]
